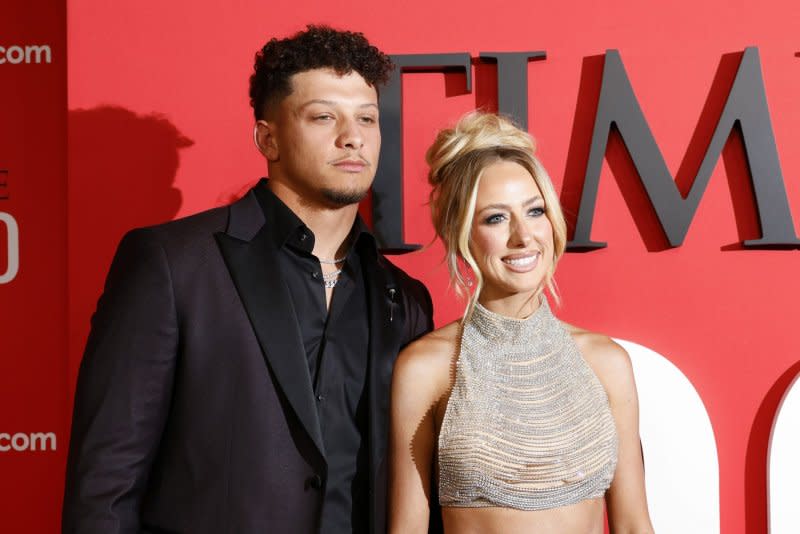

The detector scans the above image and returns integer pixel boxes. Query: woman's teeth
[503,253,539,266]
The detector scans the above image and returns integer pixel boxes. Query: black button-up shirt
[254,181,371,533]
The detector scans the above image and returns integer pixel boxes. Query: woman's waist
[441,497,605,534]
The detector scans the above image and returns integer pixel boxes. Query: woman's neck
[477,289,543,319]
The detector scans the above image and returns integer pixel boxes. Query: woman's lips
[502,251,540,272]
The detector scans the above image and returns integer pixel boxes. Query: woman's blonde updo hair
[426,111,567,318]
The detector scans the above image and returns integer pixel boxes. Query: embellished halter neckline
[437,298,618,510]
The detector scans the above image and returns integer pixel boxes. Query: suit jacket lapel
[362,250,406,513]
[215,190,325,459]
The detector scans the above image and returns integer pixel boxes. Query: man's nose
[336,118,364,150]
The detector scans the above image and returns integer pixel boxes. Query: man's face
[262,68,381,208]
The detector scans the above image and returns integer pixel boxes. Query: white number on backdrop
[615,339,721,534]
[0,212,19,284]
[769,373,800,533]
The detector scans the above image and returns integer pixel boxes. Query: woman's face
[470,160,554,302]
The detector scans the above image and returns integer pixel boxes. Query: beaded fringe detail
[438,300,618,510]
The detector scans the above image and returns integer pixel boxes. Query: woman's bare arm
[388,329,455,534]
[575,331,655,534]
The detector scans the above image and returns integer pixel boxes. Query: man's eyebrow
[298,100,379,110]
[297,99,335,111]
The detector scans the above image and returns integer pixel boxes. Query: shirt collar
[252,178,310,251]
[252,178,378,257]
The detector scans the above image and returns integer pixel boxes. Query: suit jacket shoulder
[373,252,434,344]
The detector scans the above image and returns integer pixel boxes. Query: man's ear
[254,120,279,161]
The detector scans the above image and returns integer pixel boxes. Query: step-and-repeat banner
[0,0,66,532]
[2,0,800,532]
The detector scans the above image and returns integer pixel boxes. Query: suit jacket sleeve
[63,228,179,534]
[401,276,434,344]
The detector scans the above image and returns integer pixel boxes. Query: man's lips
[332,158,369,172]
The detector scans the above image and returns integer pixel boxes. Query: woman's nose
[509,219,533,247]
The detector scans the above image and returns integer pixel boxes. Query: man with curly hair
[63,25,434,533]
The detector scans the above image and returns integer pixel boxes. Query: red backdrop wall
[2,0,799,532]
[0,1,66,532]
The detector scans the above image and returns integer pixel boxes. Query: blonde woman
[389,112,654,533]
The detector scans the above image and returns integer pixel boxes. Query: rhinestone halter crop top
[437,300,618,510]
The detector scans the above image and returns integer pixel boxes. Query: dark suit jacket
[63,187,434,534]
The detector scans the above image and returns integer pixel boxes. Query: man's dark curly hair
[249,25,394,121]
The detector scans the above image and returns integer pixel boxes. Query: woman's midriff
[441,497,605,534]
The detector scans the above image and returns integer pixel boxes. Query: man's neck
[266,179,359,261]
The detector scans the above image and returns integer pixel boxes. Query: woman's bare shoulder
[563,322,634,390]
[396,320,461,374]
[392,322,461,405]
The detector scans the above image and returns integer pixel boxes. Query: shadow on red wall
[67,106,191,395]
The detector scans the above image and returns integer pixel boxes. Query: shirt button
[308,474,323,490]
[316,394,325,402]
[299,232,308,242]
[312,272,320,279]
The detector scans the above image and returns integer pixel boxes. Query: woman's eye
[484,213,506,224]
[313,114,334,121]
[528,206,546,217]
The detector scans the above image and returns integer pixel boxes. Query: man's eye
[313,115,334,121]
[359,116,377,124]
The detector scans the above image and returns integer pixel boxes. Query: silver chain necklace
[318,249,348,288]
[322,268,343,288]
[318,251,347,287]
[318,256,347,265]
